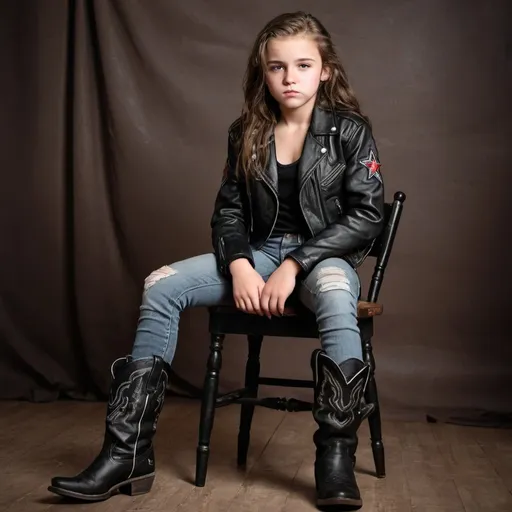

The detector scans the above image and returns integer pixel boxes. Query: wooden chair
[194,191,406,487]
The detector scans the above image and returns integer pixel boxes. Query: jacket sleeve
[287,121,385,274]
[210,127,254,276]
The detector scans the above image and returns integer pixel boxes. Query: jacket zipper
[258,172,279,247]
[219,237,226,262]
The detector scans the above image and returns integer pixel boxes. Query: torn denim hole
[316,267,351,293]
[144,265,177,291]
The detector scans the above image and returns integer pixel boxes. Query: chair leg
[366,375,385,478]
[195,333,224,487]
[363,336,386,478]
[237,334,263,467]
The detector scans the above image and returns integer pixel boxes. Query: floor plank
[1,399,511,511]
[397,421,466,512]
[227,412,316,511]
[433,424,512,512]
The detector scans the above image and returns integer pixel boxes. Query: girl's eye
[268,64,310,72]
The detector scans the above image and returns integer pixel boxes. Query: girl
[49,11,384,510]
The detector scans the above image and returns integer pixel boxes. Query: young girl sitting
[49,10,385,511]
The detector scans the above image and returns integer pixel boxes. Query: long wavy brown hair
[237,11,368,180]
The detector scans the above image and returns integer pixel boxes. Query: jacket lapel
[298,106,336,188]
[298,130,326,189]
[263,138,278,192]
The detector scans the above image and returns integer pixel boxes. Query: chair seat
[210,300,382,318]
[208,300,382,338]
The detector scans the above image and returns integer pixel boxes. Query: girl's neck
[278,97,316,130]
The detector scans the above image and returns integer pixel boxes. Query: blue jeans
[132,234,362,364]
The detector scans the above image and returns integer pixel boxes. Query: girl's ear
[320,66,331,82]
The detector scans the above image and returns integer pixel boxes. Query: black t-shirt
[271,159,308,236]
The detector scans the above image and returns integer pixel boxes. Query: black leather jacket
[211,106,385,277]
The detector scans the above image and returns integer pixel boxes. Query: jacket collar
[310,105,339,135]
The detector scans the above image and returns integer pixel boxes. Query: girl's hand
[260,259,301,318]
[229,259,266,315]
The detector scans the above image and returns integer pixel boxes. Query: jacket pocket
[321,163,345,190]
[325,196,343,224]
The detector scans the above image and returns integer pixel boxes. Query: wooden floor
[1,398,511,511]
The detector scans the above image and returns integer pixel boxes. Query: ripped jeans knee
[144,265,177,292]
[301,261,360,321]
[315,266,353,294]
[303,263,361,363]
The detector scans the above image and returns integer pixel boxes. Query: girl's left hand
[260,258,302,318]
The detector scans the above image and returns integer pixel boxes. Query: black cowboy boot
[48,355,169,501]
[311,349,374,510]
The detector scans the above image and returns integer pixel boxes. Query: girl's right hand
[229,259,265,316]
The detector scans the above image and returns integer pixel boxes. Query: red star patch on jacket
[360,150,382,182]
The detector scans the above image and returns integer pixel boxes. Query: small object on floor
[426,410,512,429]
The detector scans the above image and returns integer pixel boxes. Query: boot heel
[122,475,155,496]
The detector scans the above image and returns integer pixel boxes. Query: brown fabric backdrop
[1,0,511,418]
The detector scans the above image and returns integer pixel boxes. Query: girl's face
[264,35,329,113]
